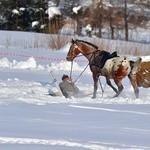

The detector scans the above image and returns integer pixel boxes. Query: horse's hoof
[135,95,139,99]
[113,94,118,98]
[92,96,96,99]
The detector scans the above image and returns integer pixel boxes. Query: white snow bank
[0,57,37,70]
[141,56,150,62]
[0,57,86,72]
[13,57,37,69]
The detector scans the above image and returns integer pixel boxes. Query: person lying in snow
[59,74,79,98]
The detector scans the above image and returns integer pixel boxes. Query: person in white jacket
[59,74,79,98]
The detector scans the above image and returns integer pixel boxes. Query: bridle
[69,42,100,81]
[70,43,100,58]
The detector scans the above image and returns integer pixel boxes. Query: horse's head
[66,39,81,61]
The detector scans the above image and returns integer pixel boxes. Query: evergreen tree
[0,0,48,32]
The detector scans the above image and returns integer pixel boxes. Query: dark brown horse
[66,39,141,99]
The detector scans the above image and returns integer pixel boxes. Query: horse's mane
[76,39,98,49]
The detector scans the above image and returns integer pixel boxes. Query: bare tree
[108,0,115,39]
[124,0,128,41]
[93,0,103,38]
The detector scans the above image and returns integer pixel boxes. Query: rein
[75,49,100,58]
[73,62,89,83]
[70,56,91,84]
[70,61,73,78]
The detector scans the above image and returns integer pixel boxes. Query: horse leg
[128,74,139,98]
[105,77,118,93]
[92,74,99,99]
[113,79,124,97]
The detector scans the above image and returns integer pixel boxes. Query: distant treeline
[0,0,150,43]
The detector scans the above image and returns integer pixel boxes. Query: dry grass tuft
[48,34,70,50]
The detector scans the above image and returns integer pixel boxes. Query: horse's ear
[72,39,75,43]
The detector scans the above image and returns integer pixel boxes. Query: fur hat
[62,74,69,80]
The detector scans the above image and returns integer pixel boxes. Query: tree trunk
[110,17,114,39]
[109,0,114,39]
[98,0,103,38]
[124,0,128,41]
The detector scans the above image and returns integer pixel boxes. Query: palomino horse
[66,39,141,99]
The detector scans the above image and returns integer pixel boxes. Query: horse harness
[90,50,118,70]
[73,42,118,70]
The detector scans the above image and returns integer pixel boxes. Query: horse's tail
[130,57,142,73]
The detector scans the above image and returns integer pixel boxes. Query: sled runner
[48,71,62,96]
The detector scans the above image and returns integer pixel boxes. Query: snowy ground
[0,31,150,150]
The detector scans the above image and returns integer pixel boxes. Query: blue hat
[62,74,69,80]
